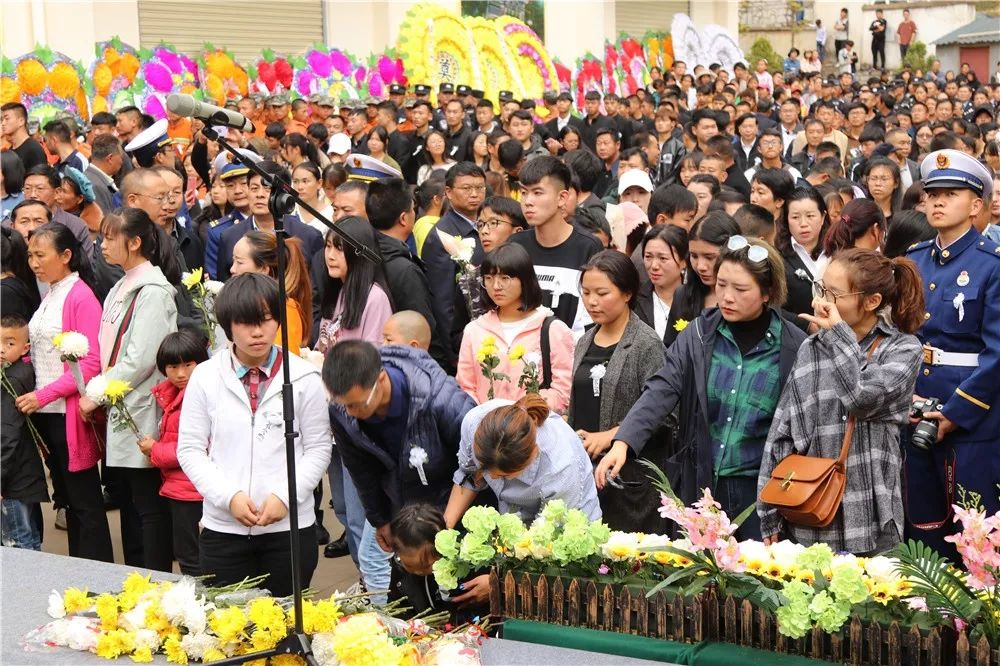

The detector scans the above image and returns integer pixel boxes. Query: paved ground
[38,484,362,596]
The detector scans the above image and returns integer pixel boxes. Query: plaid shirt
[707,312,783,478]
[756,321,922,554]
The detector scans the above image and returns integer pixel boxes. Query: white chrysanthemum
[134,628,160,651]
[602,531,641,561]
[204,280,225,296]
[768,540,805,568]
[180,632,220,660]
[864,556,901,583]
[310,632,338,666]
[160,577,198,623]
[181,600,209,635]
[47,590,66,619]
[523,351,542,368]
[56,331,89,358]
[120,600,150,632]
[738,539,771,564]
[84,375,109,404]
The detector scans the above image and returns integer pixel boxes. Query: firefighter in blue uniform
[904,149,1000,558]
[203,162,251,279]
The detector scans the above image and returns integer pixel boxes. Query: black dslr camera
[909,397,941,450]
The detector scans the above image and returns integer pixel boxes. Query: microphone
[166,93,255,133]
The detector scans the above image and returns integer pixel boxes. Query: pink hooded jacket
[34,279,103,472]
[456,308,574,413]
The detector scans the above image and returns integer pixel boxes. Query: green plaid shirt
[707,312,783,478]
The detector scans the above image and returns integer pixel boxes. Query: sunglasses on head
[726,235,769,263]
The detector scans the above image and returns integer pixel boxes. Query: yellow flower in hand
[508,344,525,361]
[673,318,690,332]
[104,379,133,403]
[181,267,204,289]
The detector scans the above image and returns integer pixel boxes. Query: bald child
[381,310,431,351]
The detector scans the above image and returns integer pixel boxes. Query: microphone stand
[202,122,376,665]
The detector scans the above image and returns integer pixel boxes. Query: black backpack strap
[539,315,555,390]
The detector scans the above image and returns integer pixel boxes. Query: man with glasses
[420,162,487,371]
[744,128,803,184]
[323,340,476,602]
[151,165,203,273]
[16,165,92,256]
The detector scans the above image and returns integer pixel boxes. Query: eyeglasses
[476,217,512,232]
[812,280,864,304]
[726,235,769,263]
[22,185,53,196]
[138,192,171,204]
[452,185,487,194]
[344,375,380,412]
[482,274,514,288]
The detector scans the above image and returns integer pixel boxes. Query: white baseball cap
[617,169,654,196]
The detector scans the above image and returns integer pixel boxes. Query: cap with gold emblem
[344,153,403,182]
[124,119,172,168]
[920,149,993,200]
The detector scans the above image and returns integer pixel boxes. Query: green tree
[900,41,934,72]
[747,38,783,71]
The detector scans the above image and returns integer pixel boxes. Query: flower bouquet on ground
[181,268,225,351]
[435,230,483,321]
[85,375,141,440]
[27,572,488,665]
[53,330,90,395]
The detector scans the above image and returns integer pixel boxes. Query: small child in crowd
[382,310,432,351]
[138,329,209,576]
[0,315,49,550]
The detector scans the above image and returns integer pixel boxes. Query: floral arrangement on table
[436,462,962,643]
[4,47,89,126]
[131,42,200,120]
[88,37,141,114]
[181,268,225,350]
[29,573,487,664]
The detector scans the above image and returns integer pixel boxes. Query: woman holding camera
[756,249,924,554]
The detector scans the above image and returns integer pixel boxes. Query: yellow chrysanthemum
[181,267,204,289]
[202,647,226,663]
[208,605,247,644]
[247,597,285,635]
[52,332,65,348]
[104,379,133,403]
[673,318,689,332]
[144,604,171,635]
[16,59,47,96]
[95,629,136,659]
[130,646,154,663]
[301,599,341,634]
[331,613,403,666]
[163,637,187,665]
[49,62,80,99]
[122,572,152,598]
[508,344,525,362]
[62,586,90,614]
[271,655,306,666]
[95,593,119,630]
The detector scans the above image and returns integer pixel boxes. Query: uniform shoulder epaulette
[208,218,221,228]
[974,237,1000,259]
[905,239,934,254]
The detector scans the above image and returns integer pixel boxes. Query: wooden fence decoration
[489,569,994,665]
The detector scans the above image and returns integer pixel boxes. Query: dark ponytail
[822,198,885,257]
[100,207,181,284]
[474,393,550,476]
[833,248,926,335]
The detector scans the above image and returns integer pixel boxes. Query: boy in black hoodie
[1,315,49,550]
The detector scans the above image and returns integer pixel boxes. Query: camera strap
[904,446,955,531]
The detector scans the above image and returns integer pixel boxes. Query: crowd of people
[2,42,1000,621]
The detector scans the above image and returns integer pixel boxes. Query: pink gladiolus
[144,62,173,93]
[157,48,182,74]
[368,75,384,99]
[354,66,366,86]
[307,50,333,78]
[144,95,166,120]
[296,71,315,96]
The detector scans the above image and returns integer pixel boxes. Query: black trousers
[872,39,886,69]
[168,499,202,576]
[35,414,113,562]
[900,43,909,59]
[110,466,173,572]
[200,526,318,598]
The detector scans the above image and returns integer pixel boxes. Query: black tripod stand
[203,123,379,665]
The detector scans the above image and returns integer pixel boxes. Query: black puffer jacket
[1,359,50,503]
